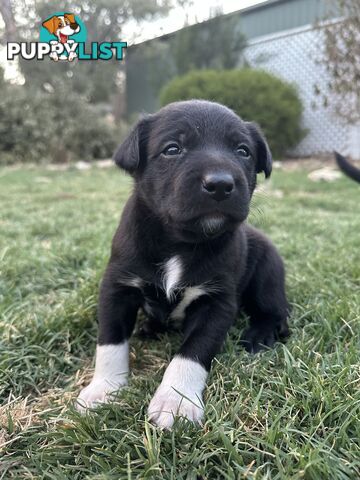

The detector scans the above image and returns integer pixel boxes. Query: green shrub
[160,69,305,158]
[0,85,118,165]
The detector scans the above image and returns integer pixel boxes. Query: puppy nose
[202,173,235,201]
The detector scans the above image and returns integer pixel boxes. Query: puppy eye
[163,144,181,156]
[236,145,251,157]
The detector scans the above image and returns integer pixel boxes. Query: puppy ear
[246,122,272,178]
[113,116,151,174]
[64,13,76,23]
[42,16,58,35]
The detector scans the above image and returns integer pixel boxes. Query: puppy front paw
[76,377,127,412]
[49,52,59,61]
[148,385,204,429]
[68,51,77,62]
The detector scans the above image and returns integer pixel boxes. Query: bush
[160,69,305,158]
[0,85,118,165]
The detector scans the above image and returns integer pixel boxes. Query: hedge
[160,69,305,158]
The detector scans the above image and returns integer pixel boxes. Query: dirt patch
[274,155,338,172]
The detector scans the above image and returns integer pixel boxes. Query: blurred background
[0,6,359,476]
[0,0,359,165]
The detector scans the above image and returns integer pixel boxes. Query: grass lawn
[0,163,359,479]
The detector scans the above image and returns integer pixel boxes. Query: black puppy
[77,100,290,428]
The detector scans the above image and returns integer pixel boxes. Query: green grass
[0,164,359,479]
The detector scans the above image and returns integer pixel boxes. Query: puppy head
[42,14,80,36]
[114,100,272,242]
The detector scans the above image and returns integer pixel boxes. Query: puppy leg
[148,294,236,428]
[240,243,290,353]
[77,270,142,411]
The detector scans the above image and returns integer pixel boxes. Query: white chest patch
[163,256,182,300]
[170,286,206,321]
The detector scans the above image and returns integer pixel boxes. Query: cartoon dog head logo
[41,13,83,61]
[42,14,80,43]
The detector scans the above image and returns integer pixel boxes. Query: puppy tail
[334,151,360,183]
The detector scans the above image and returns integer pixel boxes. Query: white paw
[68,51,77,62]
[76,377,127,412]
[49,52,59,61]
[148,385,204,429]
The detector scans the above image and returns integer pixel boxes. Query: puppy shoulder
[243,223,283,264]
[243,223,271,245]
[111,195,137,255]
